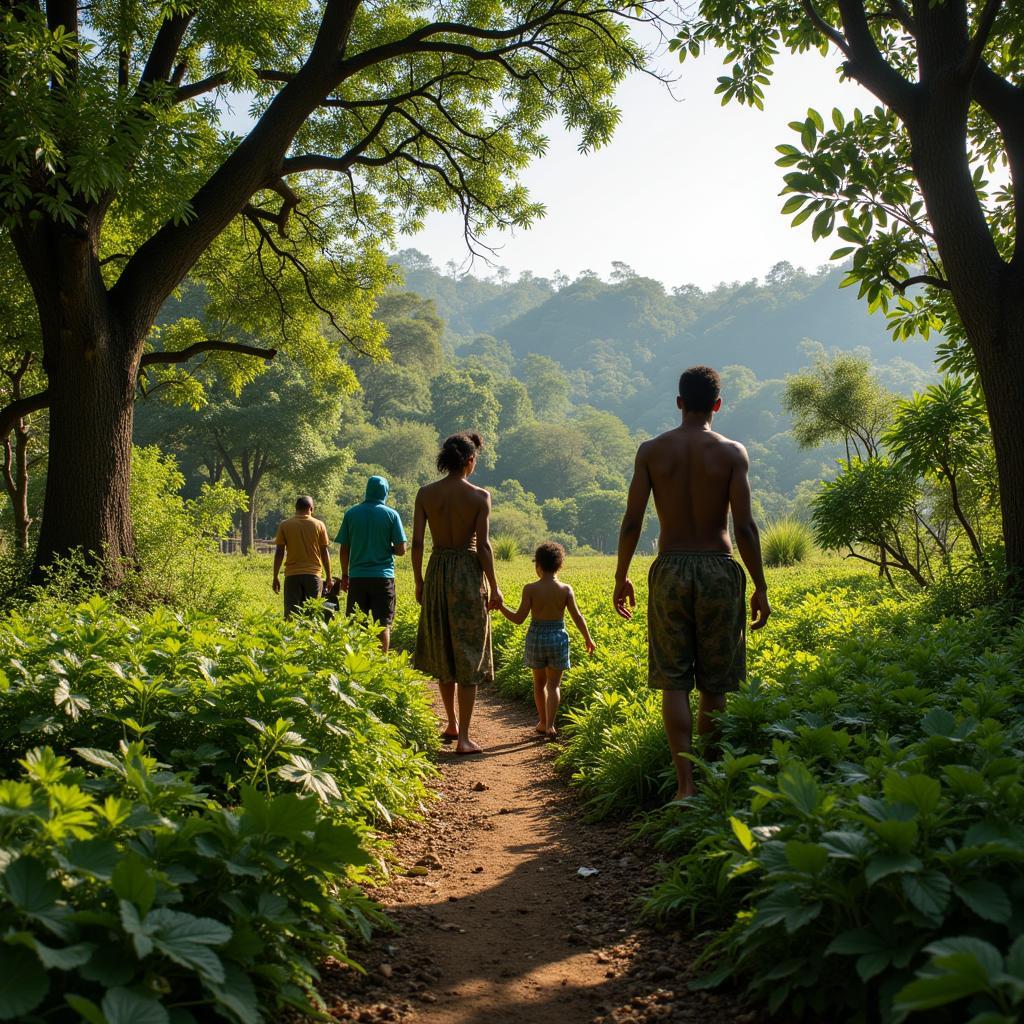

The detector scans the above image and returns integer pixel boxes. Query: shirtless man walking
[614,366,771,800]
[413,431,502,755]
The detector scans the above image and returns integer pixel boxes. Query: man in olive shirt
[272,495,333,618]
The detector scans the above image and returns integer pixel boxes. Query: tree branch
[139,10,194,88]
[959,0,1004,82]
[836,0,917,119]
[884,271,951,293]
[801,0,851,55]
[174,69,295,104]
[140,340,278,368]
[0,389,49,440]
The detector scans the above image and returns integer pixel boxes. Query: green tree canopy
[0,0,659,575]
[519,353,571,420]
[783,353,892,462]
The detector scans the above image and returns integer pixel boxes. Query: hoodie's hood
[364,475,389,503]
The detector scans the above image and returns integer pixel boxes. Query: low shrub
[492,534,520,561]
[0,595,438,1021]
[761,518,813,567]
[0,744,380,1022]
[638,581,1024,1022]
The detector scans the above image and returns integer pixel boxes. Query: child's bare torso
[526,577,570,620]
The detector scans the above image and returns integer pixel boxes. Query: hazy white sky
[404,45,873,290]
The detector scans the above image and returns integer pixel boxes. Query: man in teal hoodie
[336,475,408,651]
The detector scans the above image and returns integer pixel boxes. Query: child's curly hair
[534,541,565,573]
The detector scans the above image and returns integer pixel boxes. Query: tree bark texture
[15,224,140,579]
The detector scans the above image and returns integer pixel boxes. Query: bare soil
[321,691,754,1024]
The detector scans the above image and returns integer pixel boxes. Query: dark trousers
[283,574,322,618]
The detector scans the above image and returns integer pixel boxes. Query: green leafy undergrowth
[0,597,439,1021]
[638,589,1024,1022]
[0,596,437,824]
[0,744,378,1023]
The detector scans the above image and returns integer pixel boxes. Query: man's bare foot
[440,726,459,741]
[671,788,698,803]
[455,739,484,755]
[534,722,547,734]
[544,728,557,739]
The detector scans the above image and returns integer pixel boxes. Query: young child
[498,541,595,738]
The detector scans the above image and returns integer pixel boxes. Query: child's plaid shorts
[524,619,570,670]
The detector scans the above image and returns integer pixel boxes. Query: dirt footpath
[323,691,750,1024]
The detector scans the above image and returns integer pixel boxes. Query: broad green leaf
[784,840,828,874]
[80,942,136,987]
[74,747,125,774]
[729,816,755,853]
[0,946,49,1020]
[926,937,1004,980]
[58,838,119,880]
[865,851,921,885]
[112,854,156,915]
[901,870,951,919]
[65,994,106,1024]
[102,988,170,1024]
[955,880,1012,923]
[884,773,942,815]
[1006,935,1024,980]
[920,708,956,737]
[119,900,155,959]
[893,969,987,1011]
[826,929,889,956]
[3,856,59,912]
[210,963,261,1024]
[821,830,871,860]
[33,940,95,971]
[777,764,822,815]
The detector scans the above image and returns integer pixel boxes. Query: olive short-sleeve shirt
[274,514,330,577]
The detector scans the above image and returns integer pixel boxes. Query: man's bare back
[639,424,748,554]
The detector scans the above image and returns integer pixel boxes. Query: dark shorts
[284,574,323,618]
[346,577,397,627]
[648,553,746,695]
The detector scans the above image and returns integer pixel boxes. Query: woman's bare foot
[671,787,698,803]
[455,738,483,755]
[440,725,459,742]
[544,728,557,740]
[534,722,547,735]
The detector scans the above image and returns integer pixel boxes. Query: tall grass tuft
[492,534,520,561]
[762,518,813,567]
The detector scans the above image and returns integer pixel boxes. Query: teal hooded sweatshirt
[335,476,407,578]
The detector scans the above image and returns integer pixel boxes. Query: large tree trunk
[32,314,139,580]
[906,71,1024,594]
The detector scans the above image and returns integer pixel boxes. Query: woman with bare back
[412,431,502,755]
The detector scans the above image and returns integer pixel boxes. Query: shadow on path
[323,690,749,1024]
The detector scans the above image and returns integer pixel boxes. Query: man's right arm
[614,446,652,620]
[728,444,770,630]
[272,545,284,593]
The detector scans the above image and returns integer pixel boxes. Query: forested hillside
[137,253,938,552]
